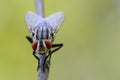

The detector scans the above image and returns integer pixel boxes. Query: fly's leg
[26,36,40,69]
[51,43,63,54]
[44,43,63,65]
[26,36,33,43]
[33,51,40,71]
[33,51,39,62]
[48,51,52,65]
[42,50,52,72]
[46,50,52,65]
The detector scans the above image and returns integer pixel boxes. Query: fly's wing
[25,11,44,32]
[45,12,64,34]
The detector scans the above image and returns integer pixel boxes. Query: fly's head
[32,39,52,55]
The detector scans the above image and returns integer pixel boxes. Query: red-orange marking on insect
[45,40,52,49]
[32,40,38,51]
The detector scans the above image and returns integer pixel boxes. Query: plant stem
[38,55,50,80]
[35,0,44,17]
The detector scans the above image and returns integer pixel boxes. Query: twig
[35,0,44,17]
[38,55,49,80]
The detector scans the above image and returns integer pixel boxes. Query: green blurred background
[0,0,120,80]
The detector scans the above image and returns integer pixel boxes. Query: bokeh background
[0,0,120,80]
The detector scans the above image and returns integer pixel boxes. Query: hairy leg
[26,36,33,43]
[44,43,63,64]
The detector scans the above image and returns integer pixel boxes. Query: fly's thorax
[31,22,55,42]
[32,39,52,55]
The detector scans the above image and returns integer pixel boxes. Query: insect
[25,11,64,70]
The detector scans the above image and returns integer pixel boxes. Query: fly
[25,11,64,70]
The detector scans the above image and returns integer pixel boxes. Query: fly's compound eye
[44,40,52,49]
[32,40,38,51]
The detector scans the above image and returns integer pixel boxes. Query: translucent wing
[45,12,64,34]
[25,11,44,32]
